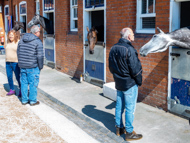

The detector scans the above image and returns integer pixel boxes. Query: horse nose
[90,50,94,54]
[27,21,34,28]
[140,53,146,57]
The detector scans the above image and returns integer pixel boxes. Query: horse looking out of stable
[140,27,190,57]
[12,21,25,39]
[87,27,98,54]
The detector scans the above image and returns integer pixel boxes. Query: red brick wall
[55,0,83,78]
[106,0,137,82]
[106,0,170,110]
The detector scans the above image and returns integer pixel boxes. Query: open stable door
[169,1,190,118]
[83,1,106,87]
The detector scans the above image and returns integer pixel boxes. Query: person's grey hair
[120,28,131,39]
[30,25,40,34]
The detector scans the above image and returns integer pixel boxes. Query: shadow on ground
[82,103,126,139]
[82,104,115,132]
[70,77,80,83]
[3,83,20,96]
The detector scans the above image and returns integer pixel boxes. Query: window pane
[142,17,155,28]
[5,7,9,15]
[36,2,40,14]
[44,0,54,11]
[91,0,95,5]
[73,8,77,18]
[74,20,78,28]
[142,0,147,14]
[86,0,104,8]
[20,4,26,14]
[72,0,77,5]
[75,0,78,5]
[37,2,40,10]
[148,0,154,13]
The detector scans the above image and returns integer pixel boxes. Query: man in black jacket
[17,25,44,106]
[109,27,143,141]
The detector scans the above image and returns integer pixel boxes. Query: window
[44,0,54,11]
[136,0,156,33]
[19,2,27,33]
[20,3,26,14]
[36,0,40,14]
[85,0,104,8]
[70,0,78,31]
[5,6,9,16]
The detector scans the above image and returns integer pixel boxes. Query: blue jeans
[115,84,138,133]
[20,67,40,104]
[6,62,21,90]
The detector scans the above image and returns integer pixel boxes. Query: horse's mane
[170,27,190,41]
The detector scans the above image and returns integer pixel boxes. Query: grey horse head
[140,27,173,57]
[27,14,45,29]
[140,27,190,57]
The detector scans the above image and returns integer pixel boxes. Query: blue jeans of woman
[115,84,138,133]
[20,67,40,104]
[6,62,21,90]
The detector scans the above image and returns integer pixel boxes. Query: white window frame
[36,0,40,15]
[136,0,156,34]
[15,5,18,21]
[70,0,78,31]
[19,1,27,33]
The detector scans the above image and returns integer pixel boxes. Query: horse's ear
[95,29,98,34]
[87,27,90,32]
[157,27,164,33]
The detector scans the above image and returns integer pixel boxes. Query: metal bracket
[188,87,190,96]
[92,64,96,71]
[103,42,106,47]
[170,52,180,57]
[174,96,180,104]
[185,109,190,114]
[84,72,89,78]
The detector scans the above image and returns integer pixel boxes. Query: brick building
[0,0,189,118]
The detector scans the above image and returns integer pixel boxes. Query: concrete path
[0,55,190,143]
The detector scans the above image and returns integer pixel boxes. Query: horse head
[28,14,45,29]
[87,27,98,54]
[12,21,25,39]
[140,27,190,57]
[28,14,53,34]
[12,21,25,31]
[140,27,173,57]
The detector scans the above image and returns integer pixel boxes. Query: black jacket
[17,33,44,70]
[109,38,142,91]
